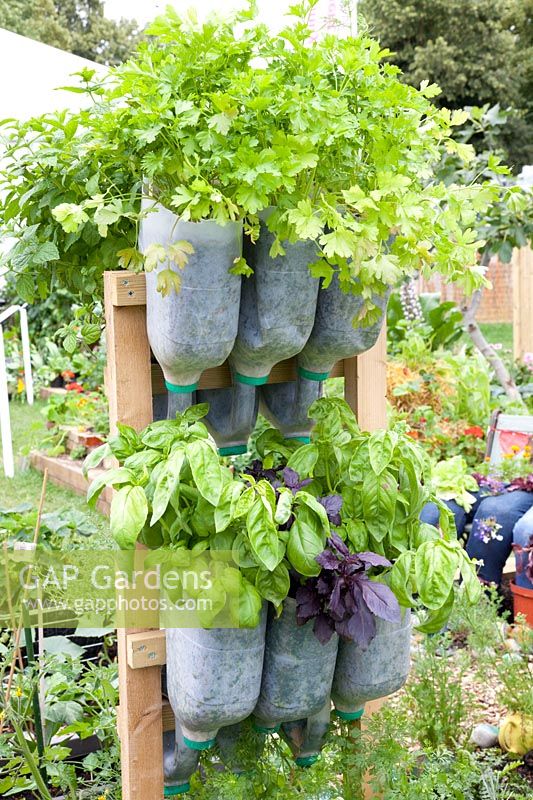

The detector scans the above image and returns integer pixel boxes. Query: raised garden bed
[30,451,112,515]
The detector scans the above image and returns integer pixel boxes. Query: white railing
[0,304,34,477]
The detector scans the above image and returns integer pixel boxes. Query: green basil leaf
[286,443,319,477]
[389,551,415,608]
[239,577,263,628]
[110,485,148,549]
[368,430,396,474]
[215,481,244,532]
[295,491,330,533]
[186,439,224,505]
[234,487,254,518]
[274,489,293,525]
[416,588,455,634]
[232,531,258,568]
[345,519,368,551]
[150,449,185,525]
[181,403,209,423]
[82,442,111,476]
[287,515,323,577]
[459,551,483,605]
[246,497,281,571]
[87,467,132,508]
[140,420,180,450]
[415,540,459,610]
[411,522,440,549]
[362,469,397,541]
[255,561,290,608]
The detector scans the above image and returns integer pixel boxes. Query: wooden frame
[104,270,387,800]
[513,246,533,361]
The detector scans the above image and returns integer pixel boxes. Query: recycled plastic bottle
[230,211,320,384]
[202,212,320,452]
[253,599,338,732]
[163,726,200,795]
[331,610,412,720]
[281,701,331,767]
[297,275,388,381]
[166,608,267,750]
[260,375,323,442]
[261,276,387,438]
[140,199,242,419]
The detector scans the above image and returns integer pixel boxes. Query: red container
[510,582,533,627]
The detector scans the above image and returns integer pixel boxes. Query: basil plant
[250,398,483,633]
[84,405,335,626]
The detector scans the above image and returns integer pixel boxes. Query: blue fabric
[466,491,533,585]
[512,505,533,589]
[421,490,533,586]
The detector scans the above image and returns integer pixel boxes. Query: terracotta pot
[510,582,533,627]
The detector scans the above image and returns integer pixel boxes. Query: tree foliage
[360,0,533,168]
[0,0,140,65]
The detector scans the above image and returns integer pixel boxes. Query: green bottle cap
[295,754,319,768]
[183,736,215,751]
[335,708,364,721]
[165,381,198,393]
[164,782,190,795]
[235,372,269,386]
[298,367,330,381]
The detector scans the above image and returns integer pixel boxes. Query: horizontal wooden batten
[151,359,344,394]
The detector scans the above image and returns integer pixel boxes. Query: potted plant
[512,533,533,626]
[244,398,482,720]
[85,405,288,749]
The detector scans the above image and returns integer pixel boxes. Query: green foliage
[0,642,120,798]
[404,632,473,748]
[435,105,533,261]
[0,0,141,65]
[387,292,464,356]
[431,456,480,511]
[0,2,492,314]
[0,504,99,547]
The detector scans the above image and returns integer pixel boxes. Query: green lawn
[478,322,513,351]
[0,399,108,532]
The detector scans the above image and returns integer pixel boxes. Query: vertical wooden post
[104,272,164,800]
[345,326,387,430]
[513,246,533,362]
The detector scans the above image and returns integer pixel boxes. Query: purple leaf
[319,495,343,526]
[313,614,336,644]
[337,599,376,649]
[328,532,349,557]
[360,579,401,624]
[358,551,392,569]
[327,578,346,621]
[295,585,321,623]
[282,467,313,493]
[316,549,341,570]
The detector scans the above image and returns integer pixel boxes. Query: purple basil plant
[296,533,401,649]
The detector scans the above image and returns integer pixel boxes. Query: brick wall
[418,256,513,323]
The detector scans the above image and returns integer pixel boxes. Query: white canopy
[0,27,105,121]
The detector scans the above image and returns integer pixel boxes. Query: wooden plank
[29,451,112,515]
[104,272,153,434]
[344,325,387,431]
[151,358,344,394]
[127,630,166,669]
[104,271,164,800]
[39,387,67,401]
[108,272,147,307]
[513,247,533,361]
